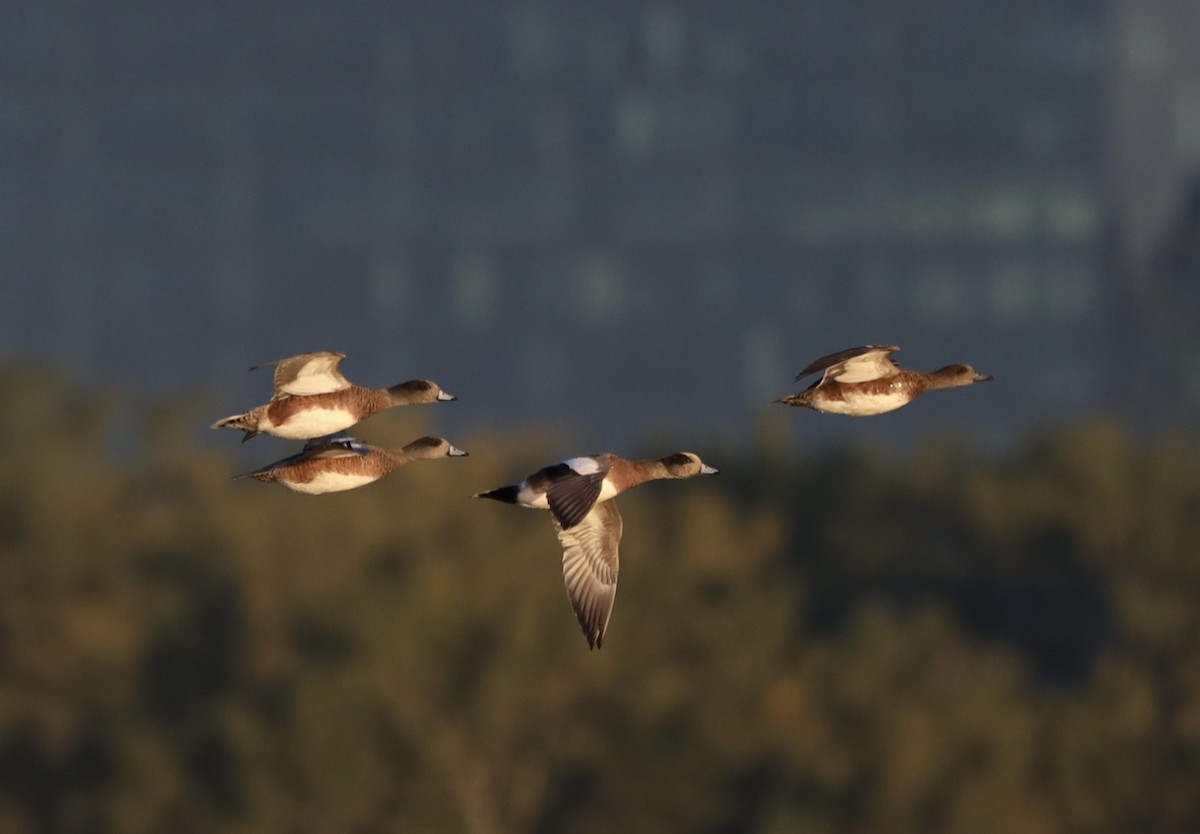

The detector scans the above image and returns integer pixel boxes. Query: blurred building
[1105,0,1200,426]
[0,1,1195,444]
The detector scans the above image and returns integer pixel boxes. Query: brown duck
[474,451,719,649]
[211,351,456,441]
[775,344,992,415]
[237,434,467,494]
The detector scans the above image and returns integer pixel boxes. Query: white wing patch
[563,456,603,476]
[827,351,899,384]
[273,353,352,397]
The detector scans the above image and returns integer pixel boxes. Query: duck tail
[473,484,520,504]
[211,411,260,442]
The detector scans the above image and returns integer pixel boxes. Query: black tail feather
[473,485,519,504]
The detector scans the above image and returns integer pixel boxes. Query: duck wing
[299,434,372,459]
[555,500,622,650]
[795,344,901,384]
[251,351,351,398]
[542,455,612,529]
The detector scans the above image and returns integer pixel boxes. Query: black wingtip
[582,617,605,650]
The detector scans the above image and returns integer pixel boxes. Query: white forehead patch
[563,456,602,476]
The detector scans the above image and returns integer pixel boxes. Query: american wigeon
[238,434,468,494]
[211,351,456,441]
[774,344,992,415]
[474,451,719,649]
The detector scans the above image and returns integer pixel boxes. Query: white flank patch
[516,483,551,509]
[284,471,377,495]
[270,408,358,440]
[596,479,618,503]
[563,456,602,475]
[819,390,910,416]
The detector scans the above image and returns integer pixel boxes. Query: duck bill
[700,464,719,475]
[437,391,458,401]
[448,445,469,457]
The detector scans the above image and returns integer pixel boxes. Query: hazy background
[3,0,1199,450]
[2,2,1199,833]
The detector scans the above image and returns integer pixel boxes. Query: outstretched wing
[251,351,351,398]
[795,344,900,384]
[556,500,622,650]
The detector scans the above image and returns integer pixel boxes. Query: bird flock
[213,346,991,649]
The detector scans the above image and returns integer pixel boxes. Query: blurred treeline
[1,361,1198,834]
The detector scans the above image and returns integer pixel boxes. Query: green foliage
[0,362,1197,833]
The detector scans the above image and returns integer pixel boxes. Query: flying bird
[774,344,992,415]
[237,434,467,494]
[212,351,455,441]
[474,451,718,649]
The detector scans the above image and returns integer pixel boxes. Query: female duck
[475,451,718,650]
[212,351,456,442]
[775,344,991,415]
[239,434,467,494]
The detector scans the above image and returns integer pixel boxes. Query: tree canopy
[0,363,1197,833]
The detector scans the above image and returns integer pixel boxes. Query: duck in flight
[774,344,992,415]
[212,351,456,442]
[474,451,718,649]
[237,434,467,494]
